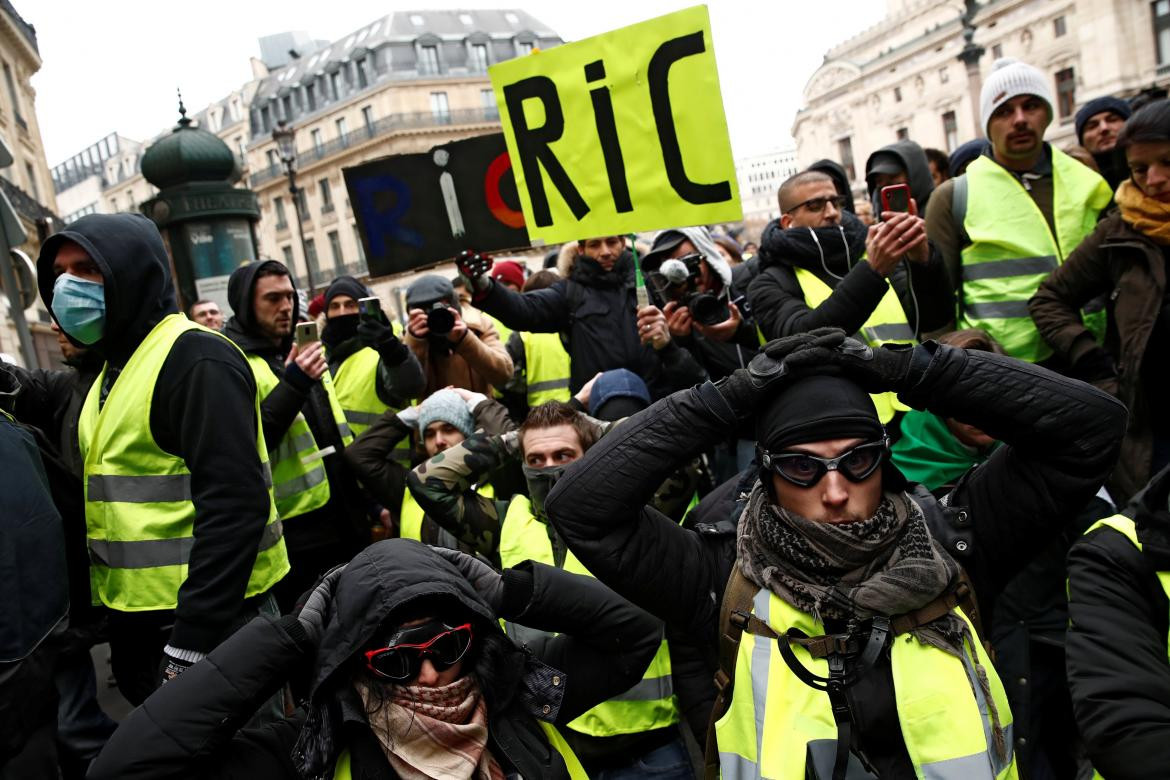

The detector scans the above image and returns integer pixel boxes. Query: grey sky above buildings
[31,1,886,166]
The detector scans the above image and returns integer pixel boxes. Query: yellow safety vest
[793,267,913,424]
[78,314,289,612]
[958,150,1111,363]
[715,586,1016,779]
[331,342,409,465]
[331,719,589,779]
[499,495,679,738]
[523,331,572,407]
[399,482,495,548]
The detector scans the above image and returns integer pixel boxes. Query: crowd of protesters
[3,56,1169,780]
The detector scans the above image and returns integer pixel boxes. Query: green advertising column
[141,100,260,319]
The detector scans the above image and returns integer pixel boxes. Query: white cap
[980,58,1054,134]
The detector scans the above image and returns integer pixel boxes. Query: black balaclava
[321,275,370,349]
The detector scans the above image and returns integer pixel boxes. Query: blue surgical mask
[52,273,106,345]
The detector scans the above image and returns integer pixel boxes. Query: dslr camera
[646,253,730,326]
[421,301,456,336]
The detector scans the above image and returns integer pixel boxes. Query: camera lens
[427,304,456,335]
[688,293,730,327]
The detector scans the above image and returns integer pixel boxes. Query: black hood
[807,159,856,214]
[757,210,869,277]
[37,213,177,362]
[310,539,499,698]
[865,140,935,211]
[1128,462,1170,561]
[222,260,299,358]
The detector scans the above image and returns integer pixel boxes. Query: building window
[1055,67,1076,119]
[305,238,319,275]
[362,105,375,133]
[430,92,450,123]
[328,230,343,269]
[938,67,949,84]
[25,162,39,201]
[266,149,280,172]
[296,188,309,219]
[2,62,20,121]
[893,86,902,103]
[281,245,294,268]
[420,45,440,75]
[306,83,317,111]
[282,95,294,121]
[992,43,1003,59]
[837,137,856,181]
[471,43,489,72]
[481,88,498,119]
[274,196,288,228]
[353,224,367,265]
[356,58,369,89]
[518,40,535,55]
[260,105,272,133]
[336,116,349,140]
[332,71,344,100]
[1054,16,1067,37]
[319,178,334,212]
[942,110,959,152]
[896,127,909,141]
[311,128,323,153]
[1155,1,1170,65]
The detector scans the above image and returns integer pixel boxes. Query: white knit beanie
[980,58,1054,133]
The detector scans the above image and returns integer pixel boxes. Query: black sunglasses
[760,439,889,488]
[363,621,473,682]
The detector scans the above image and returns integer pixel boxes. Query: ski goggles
[759,439,888,488]
[363,620,473,681]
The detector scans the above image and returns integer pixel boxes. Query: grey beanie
[416,389,474,438]
[980,58,1054,134]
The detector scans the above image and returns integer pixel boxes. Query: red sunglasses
[363,621,473,682]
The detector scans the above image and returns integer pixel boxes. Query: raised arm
[474,279,571,334]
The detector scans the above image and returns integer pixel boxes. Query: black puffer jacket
[1066,463,1170,779]
[546,346,1125,767]
[89,539,661,780]
[748,212,955,342]
[474,251,707,398]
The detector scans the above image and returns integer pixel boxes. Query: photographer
[403,274,513,397]
[642,226,759,382]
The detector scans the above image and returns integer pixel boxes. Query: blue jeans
[594,736,695,779]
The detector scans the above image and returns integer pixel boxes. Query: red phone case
[880,184,911,213]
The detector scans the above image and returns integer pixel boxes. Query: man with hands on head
[545,326,1125,779]
[459,237,707,400]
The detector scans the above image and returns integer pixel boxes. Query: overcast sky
[29,1,888,167]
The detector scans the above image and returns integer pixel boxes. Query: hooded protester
[458,238,708,400]
[223,260,374,612]
[748,170,954,424]
[1066,462,1170,779]
[807,158,856,214]
[345,386,514,559]
[1030,99,1170,503]
[35,213,289,706]
[88,538,662,780]
[948,139,988,178]
[864,139,936,215]
[1075,95,1133,190]
[408,401,693,778]
[319,275,424,444]
[545,328,1126,780]
[403,274,513,398]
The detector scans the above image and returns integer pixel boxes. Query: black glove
[357,317,409,365]
[297,564,346,646]
[456,250,494,294]
[1070,347,1117,384]
[159,652,196,686]
[432,548,505,611]
[715,328,846,413]
[783,336,932,394]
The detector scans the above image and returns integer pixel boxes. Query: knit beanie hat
[756,375,884,452]
[324,275,369,309]
[416,389,474,438]
[980,58,1054,134]
[590,368,651,419]
[490,261,526,290]
[1075,96,1132,144]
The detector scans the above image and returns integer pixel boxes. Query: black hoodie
[864,139,936,213]
[36,213,273,654]
[223,261,368,559]
[807,158,856,214]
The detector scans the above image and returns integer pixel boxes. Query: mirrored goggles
[363,621,473,681]
[760,439,889,488]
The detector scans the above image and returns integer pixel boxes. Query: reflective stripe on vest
[332,344,409,463]
[794,267,912,424]
[958,150,1111,363]
[399,483,494,549]
[244,354,331,520]
[715,587,1016,779]
[499,495,679,737]
[78,314,288,612]
[523,331,572,407]
[1085,514,1170,655]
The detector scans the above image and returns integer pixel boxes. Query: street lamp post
[273,120,316,294]
[957,0,986,139]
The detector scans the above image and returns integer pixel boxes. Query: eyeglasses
[760,439,888,488]
[788,194,846,215]
[363,621,473,681]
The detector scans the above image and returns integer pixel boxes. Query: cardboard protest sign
[488,5,741,245]
[344,133,528,277]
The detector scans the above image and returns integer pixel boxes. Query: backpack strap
[703,565,758,780]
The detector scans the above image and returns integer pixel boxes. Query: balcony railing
[250,106,500,186]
